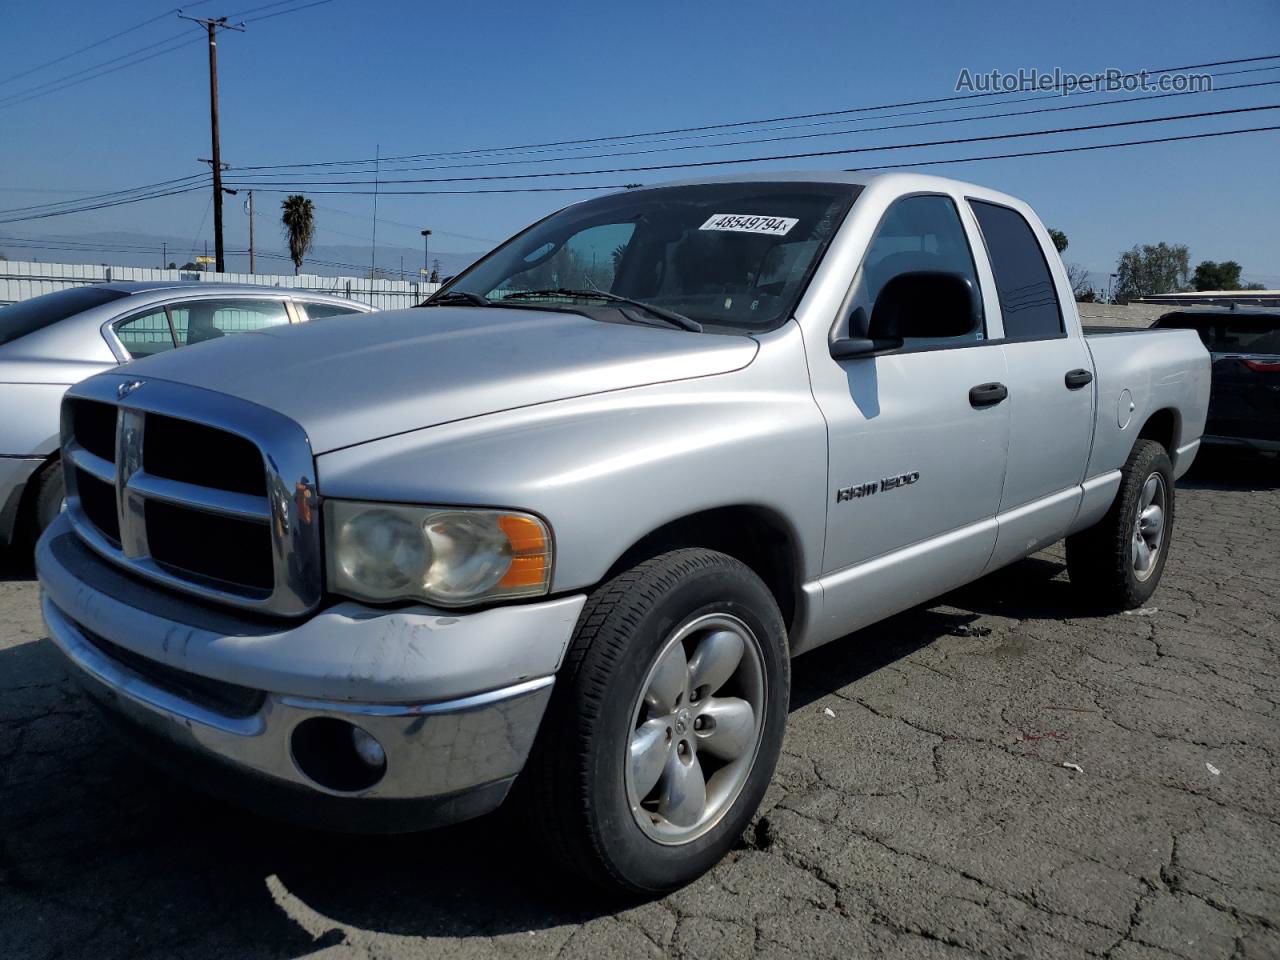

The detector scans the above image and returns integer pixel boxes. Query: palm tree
[280,195,315,274]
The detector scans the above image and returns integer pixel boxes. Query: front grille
[60,375,322,616]
[146,499,275,591]
[79,622,266,718]
[144,413,267,496]
[67,398,118,462]
[74,467,120,543]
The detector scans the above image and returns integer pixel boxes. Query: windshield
[437,181,861,333]
[0,286,129,347]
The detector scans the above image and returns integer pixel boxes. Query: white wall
[0,260,441,311]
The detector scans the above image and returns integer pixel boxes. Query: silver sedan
[0,281,371,550]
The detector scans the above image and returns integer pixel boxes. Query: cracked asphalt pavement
[1,449,1277,960]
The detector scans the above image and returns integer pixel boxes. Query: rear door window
[115,308,177,358]
[970,200,1063,340]
[0,286,128,347]
[169,298,290,346]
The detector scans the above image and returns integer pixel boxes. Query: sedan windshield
[0,286,128,347]
[435,181,860,333]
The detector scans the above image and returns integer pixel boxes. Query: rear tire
[1066,439,1174,610]
[522,548,789,896]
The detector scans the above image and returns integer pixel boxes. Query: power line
[224,124,1280,196]
[0,0,332,112]
[233,53,1280,171]
[0,2,212,88]
[0,173,210,217]
[241,0,334,24]
[844,122,1280,173]
[0,184,209,224]
[233,75,1280,181]
[0,35,204,112]
[223,103,1280,188]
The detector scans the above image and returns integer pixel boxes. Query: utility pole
[181,12,244,273]
[161,242,166,270]
[421,229,431,276]
[247,190,255,274]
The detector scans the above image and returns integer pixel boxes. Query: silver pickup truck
[36,172,1210,894]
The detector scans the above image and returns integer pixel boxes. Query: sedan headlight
[326,501,552,606]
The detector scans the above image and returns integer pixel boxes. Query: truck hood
[122,306,759,452]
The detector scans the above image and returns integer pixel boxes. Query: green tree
[1047,228,1068,254]
[1192,260,1243,291]
[1113,243,1190,302]
[280,195,316,275]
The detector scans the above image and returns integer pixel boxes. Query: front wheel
[522,548,789,895]
[1066,439,1175,609]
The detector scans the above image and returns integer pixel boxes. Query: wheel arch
[1136,407,1180,455]
[3,449,61,546]
[602,504,804,639]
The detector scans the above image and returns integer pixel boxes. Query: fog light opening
[290,717,387,793]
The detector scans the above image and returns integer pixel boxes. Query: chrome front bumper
[37,516,586,827]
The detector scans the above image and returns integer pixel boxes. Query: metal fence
[0,260,441,311]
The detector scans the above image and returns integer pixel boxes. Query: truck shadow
[0,551,1091,957]
[0,546,35,582]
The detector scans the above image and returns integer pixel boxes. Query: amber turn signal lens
[497,513,550,589]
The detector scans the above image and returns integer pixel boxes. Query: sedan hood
[121,306,758,452]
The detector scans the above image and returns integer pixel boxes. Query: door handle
[969,382,1008,408]
[1065,368,1094,389]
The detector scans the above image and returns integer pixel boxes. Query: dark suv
[1154,306,1280,454]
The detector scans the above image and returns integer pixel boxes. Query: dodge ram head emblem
[116,379,145,400]
[836,471,920,503]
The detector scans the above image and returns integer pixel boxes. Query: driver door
[810,194,1011,634]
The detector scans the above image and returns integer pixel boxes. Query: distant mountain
[0,230,485,282]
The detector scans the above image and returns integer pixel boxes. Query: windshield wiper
[419,290,490,307]
[501,288,702,332]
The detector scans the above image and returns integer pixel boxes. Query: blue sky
[1,0,1278,284]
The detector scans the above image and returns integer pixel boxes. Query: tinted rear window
[970,200,1063,340]
[1156,312,1280,353]
[0,286,129,347]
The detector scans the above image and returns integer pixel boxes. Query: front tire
[1066,439,1174,610]
[523,548,789,895]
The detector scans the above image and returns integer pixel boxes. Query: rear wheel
[1066,439,1174,609]
[523,548,789,895]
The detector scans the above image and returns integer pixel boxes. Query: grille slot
[79,622,266,718]
[146,499,275,592]
[144,414,267,496]
[74,467,120,543]
[68,399,118,463]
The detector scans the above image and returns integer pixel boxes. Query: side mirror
[868,270,980,341]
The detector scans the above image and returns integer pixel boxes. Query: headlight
[326,501,552,606]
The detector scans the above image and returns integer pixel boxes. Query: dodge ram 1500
[36,172,1210,893]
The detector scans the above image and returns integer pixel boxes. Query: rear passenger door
[968,200,1095,570]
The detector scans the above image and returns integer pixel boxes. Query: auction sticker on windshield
[699,214,798,236]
